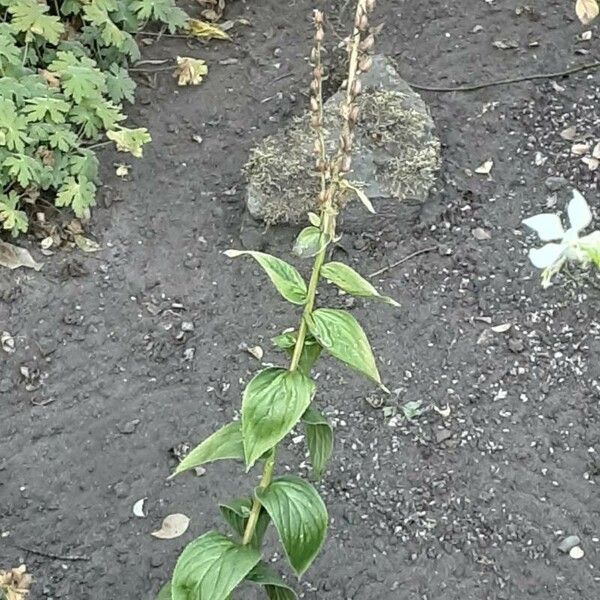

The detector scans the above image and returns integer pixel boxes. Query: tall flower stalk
[158,2,399,599]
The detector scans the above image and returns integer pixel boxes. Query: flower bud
[360,34,375,52]
[315,28,324,43]
[366,0,376,11]
[341,155,352,172]
[358,55,373,72]
[313,139,321,154]
[351,79,362,96]
[310,97,319,112]
[310,79,319,93]
[358,14,369,31]
[348,104,360,123]
[313,66,323,80]
[314,9,324,24]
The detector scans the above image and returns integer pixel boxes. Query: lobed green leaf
[256,476,328,576]
[242,368,315,469]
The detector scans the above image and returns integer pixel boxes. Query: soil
[2,1,600,599]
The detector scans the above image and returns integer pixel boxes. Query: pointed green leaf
[173,422,244,476]
[219,498,269,550]
[271,331,321,375]
[247,562,297,599]
[306,308,383,387]
[256,476,327,576]
[242,368,314,468]
[224,250,307,305]
[302,407,333,479]
[307,212,321,227]
[321,262,400,307]
[156,582,172,600]
[172,531,260,600]
[292,226,329,259]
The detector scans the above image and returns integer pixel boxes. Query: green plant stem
[242,448,276,545]
[241,208,336,546]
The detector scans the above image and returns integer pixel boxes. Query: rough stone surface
[245,55,441,222]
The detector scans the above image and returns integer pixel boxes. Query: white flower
[523,189,596,287]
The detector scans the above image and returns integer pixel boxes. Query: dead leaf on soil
[0,242,42,271]
[38,68,60,88]
[592,142,600,159]
[475,159,493,175]
[560,126,577,141]
[491,323,512,333]
[492,39,518,49]
[151,513,190,539]
[174,57,208,86]
[133,498,147,518]
[186,18,230,40]
[74,235,100,253]
[197,0,225,21]
[0,564,32,600]
[1,331,15,353]
[581,156,599,171]
[115,164,130,178]
[575,0,599,24]
[472,227,491,240]
[246,345,263,361]
[571,142,590,156]
[582,29,593,40]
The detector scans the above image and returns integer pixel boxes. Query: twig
[129,65,174,73]
[369,245,437,277]
[11,543,90,562]
[405,61,600,93]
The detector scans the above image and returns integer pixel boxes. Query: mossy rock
[245,55,441,223]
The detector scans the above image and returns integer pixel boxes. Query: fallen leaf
[472,227,491,240]
[38,68,60,88]
[0,241,42,271]
[74,235,100,253]
[571,142,590,156]
[433,405,451,418]
[133,498,147,518]
[151,513,190,539]
[0,564,32,600]
[186,18,230,40]
[197,0,225,21]
[475,159,493,175]
[115,164,129,177]
[492,39,518,49]
[246,345,263,360]
[581,156,599,171]
[174,56,208,86]
[1,331,15,353]
[582,30,593,40]
[592,142,600,159]
[575,0,599,24]
[491,323,512,333]
[560,126,577,141]
[40,236,53,250]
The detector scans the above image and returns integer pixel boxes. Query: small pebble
[558,535,580,553]
[569,546,584,559]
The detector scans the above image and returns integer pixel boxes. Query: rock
[569,546,584,559]
[558,535,581,553]
[114,481,129,499]
[245,55,440,222]
[544,176,569,192]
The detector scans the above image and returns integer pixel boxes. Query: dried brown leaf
[174,57,208,86]
[575,0,599,24]
[151,513,190,539]
[186,18,230,40]
[0,242,42,271]
[474,159,493,175]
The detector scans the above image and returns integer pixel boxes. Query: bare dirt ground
[2,1,600,598]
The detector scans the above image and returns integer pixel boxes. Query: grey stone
[558,535,581,553]
[114,481,129,499]
[245,55,440,223]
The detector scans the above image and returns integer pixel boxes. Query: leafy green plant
[161,2,392,598]
[0,0,187,238]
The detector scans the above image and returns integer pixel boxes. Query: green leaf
[131,0,189,33]
[173,422,244,476]
[219,497,270,550]
[242,368,314,469]
[271,331,321,375]
[0,98,30,153]
[8,0,64,44]
[306,308,383,388]
[302,406,333,479]
[23,97,71,124]
[0,190,27,237]
[224,250,307,305]
[3,153,40,188]
[307,212,321,227]
[0,25,20,69]
[292,226,329,259]
[48,126,78,152]
[172,531,261,600]
[55,175,96,218]
[246,563,297,599]
[49,51,107,103]
[321,262,400,307]
[69,150,99,181]
[106,64,136,103]
[256,476,328,576]
[95,100,126,130]
[156,582,172,600]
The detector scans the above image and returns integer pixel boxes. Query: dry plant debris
[0,565,32,600]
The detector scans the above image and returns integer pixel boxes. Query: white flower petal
[568,189,592,232]
[528,243,565,268]
[522,214,565,241]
